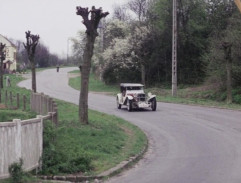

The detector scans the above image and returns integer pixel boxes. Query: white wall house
[0,34,17,73]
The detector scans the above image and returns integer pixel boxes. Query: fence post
[49,98,53,112]
[30,92,33,111]
[36,115,43,172]
[10,91,12,108]
[5,90,8,108]
[23,95,26,111]
[42,93,47,115]
[53,102,58,126]
[13,119,22,160]
[46,95,49,113]
[17,93,20,109]
[40,93,43,115]
[37,93,41,114]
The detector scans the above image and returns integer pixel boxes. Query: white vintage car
[116,83,157,111]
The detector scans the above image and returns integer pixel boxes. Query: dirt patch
[68,73,80,78]
[118,124,134,137]
[90,91,114,96]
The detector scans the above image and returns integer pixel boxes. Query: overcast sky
[0,0,128,57]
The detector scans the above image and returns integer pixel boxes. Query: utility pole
[172,0,177,96]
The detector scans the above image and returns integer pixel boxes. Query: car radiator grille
[137,94,146,101]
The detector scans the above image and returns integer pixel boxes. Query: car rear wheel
[117,97,121,109]
[151,98,157,111]
[127,99,132,112]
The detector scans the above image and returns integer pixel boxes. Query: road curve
[18,67,241,183]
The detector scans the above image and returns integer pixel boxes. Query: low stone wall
[0,115,46,179]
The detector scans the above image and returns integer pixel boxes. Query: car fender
[148,95,156,102]
[117,93,123,104]
[124,95,134,104]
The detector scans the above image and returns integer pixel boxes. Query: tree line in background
[10,38,66,72]
[71,0,241,94]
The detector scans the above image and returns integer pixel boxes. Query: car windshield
[126,86,142,90]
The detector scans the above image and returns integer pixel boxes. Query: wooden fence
[0,115,44,179]
[0,91,58,125]
[0,90,28,110]
[0,92,59,179]
[30,92,58,126]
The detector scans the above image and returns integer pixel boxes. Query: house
[0,34,17,73]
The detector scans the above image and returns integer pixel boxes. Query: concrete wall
[0,116,43,179]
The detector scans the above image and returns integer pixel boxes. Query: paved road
[19,68,241,183]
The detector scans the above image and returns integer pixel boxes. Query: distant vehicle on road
[116,83,157,112]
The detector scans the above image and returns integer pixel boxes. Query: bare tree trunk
[76,6,109,124]
[79,35,96,124]
[141,64,145,85]
[24,31,39,93]
[31,61,37,93]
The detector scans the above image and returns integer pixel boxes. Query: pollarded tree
[76,6,109,124]
[23,31,40,93]
[0,43,6,89]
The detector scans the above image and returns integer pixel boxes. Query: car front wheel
[151,98,157,111]
[127,99,132,112]
[117,97,121,109]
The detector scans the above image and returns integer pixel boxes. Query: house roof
[0,34,17,48]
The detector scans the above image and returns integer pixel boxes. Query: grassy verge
[0,72,147,179]
[69,70,119,94]
[0,110,36,122]
[53,101,147,175]
[147,87,241,110]
[69,71,241,110]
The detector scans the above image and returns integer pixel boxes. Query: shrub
[233,94,241,104]
[41,120,93,175]
[8,159,24,183]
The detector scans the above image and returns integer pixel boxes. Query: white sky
[0,0,128,57]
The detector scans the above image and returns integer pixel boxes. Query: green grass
[0,74,34,122]
[0,74,32,111]
[147,87,241,110]
[0,110,36,122]
[0,71,147,177]
[69,70,119,94]
[0,173,40,183]
[54,100,147,175]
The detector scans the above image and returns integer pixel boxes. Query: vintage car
[116,83,157,111]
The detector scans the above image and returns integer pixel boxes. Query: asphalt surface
[18,67,241,183]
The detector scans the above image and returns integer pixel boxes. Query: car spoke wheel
[151,98,157,111]
[127,99,132,112]
[117,97,121,109]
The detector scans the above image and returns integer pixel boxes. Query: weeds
[8,159,24,183]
